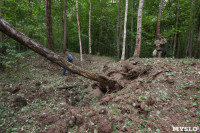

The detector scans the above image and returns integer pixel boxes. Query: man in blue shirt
[62,51,75,75]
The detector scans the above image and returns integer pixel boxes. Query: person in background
[153,34,167,57]
[62,51,75,76]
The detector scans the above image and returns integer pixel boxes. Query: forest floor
[0,52,200,133]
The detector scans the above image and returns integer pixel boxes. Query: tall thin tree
[116,0,121,59]
[88,0,92,54]
[194,25,200,58]
[130,0,135,56]
[63,0,67,52]
[133,0,144,57]
[45,0,54,51]
[187,0,197,57]
[0,0,5,42]
[156,0,165,38]
[172,0,179,58]
[186,0,194,57]
[76,0,83,62]
[121,0,128,60]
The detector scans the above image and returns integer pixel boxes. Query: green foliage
[1,0,199,58]
[0,41,24,71]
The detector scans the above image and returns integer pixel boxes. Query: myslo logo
[172,127,199,132]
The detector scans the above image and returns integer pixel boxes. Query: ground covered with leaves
[0,52,200,133]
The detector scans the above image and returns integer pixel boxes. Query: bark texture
[45,0,54,51]
[133,0,144,57]
[0,19,122,92]
[121,0,128,60]
[156,0,164,38]
[76,0,83,62]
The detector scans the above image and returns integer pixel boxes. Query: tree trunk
[63,0,67,52]
[130,0,134,57]
[188,0,197,57]
[0,0,5,42]
[186,0,194,57]
[116,0,121,59]
[121,0,128,60]
[156,0,164,38]
[133,0,144,57]
[172,0,179,58]
[76,0,83,62]
[45,0,54,51]
[88,0,92,54]
[194,26,200,58]
[103,14,109,55]
[0,19,122,92]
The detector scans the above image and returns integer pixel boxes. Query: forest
[0,0,200,60]
[0,0,200,132]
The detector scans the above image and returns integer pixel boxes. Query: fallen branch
[57,85,80,90]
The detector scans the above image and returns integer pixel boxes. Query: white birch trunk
[121,0,128,60]
[76,0,83,62]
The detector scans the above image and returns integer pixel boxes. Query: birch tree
[76,0,83,62]
[121,0,128,60]
[133,0,144,57]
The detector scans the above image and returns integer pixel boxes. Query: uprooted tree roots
[92,60,153,93]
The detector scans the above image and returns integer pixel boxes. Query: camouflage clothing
[154,38,167,50]
[153,38,167,57]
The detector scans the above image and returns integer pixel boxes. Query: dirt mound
[1,52,200,132]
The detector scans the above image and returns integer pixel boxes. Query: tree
[116,0,121,59]
[133,0,144,57]
[121,0,128,60]
[63,0,67,52]
[156,0,165,38]
[45,0,54,51]
[130,0,135,57]
[88,0,91,54]
[0,19,122,92]
[194,26,200,58]
[0,0,5,42]
[76,0,83,62]
[172,0,179,58]
[186,0,197,57]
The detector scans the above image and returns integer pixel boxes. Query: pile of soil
[0,52,200,132]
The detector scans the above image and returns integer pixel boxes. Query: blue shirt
[66,54,73,63]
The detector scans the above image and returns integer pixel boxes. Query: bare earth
[0,52,200,133]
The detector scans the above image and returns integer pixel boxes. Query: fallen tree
[0,19,122,92]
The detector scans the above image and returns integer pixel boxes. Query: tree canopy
[0,0,200,59]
